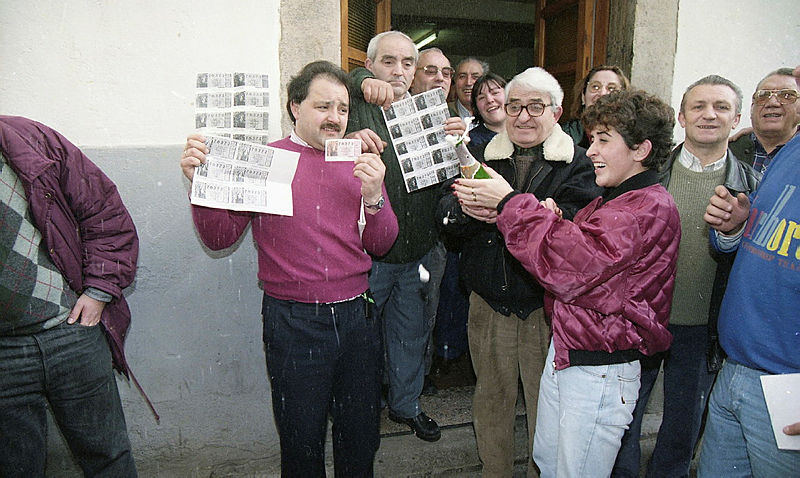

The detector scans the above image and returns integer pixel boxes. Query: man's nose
[764,93,783,107]
[702,105,717,118]
[327,108,342,122]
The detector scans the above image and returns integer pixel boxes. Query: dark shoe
[421,375,438,396]
[388,411,441,442]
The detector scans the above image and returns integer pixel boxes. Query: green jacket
[346,67,439,264]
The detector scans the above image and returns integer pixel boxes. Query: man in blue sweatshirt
[699,64,800,477]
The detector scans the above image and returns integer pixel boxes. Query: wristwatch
[365,195,385,211]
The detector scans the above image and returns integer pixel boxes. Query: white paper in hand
[760,373,800,450]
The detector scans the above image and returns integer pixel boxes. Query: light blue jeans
[698,359,800,477]
[533,340,640,478]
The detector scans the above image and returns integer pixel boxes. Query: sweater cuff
[496,191,521,215]
[85,287,113,303]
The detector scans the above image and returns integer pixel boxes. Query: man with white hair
[438,66,600,476]
[346,31,465,442]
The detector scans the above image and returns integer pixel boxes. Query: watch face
[366,197,385,210]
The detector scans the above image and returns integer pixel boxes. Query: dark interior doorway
[391,0,537,80]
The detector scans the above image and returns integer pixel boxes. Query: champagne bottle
[453,141,490,179]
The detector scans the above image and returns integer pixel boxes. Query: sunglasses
[753,89,798,106]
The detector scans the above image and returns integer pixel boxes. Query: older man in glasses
[408,46,466,397]
[410,48,454,98]
[730,68,800,173]
[438,66,600,477]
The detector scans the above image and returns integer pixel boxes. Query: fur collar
[483,123,575,164]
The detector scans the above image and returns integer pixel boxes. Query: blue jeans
[423,241,447,374]
[613,325,717,478]
[370,246,438,418]
[534,340,640,478]
[433,250,470,360]
[698,359,800,477]
[262,293,381,478]
[0,321,136,477]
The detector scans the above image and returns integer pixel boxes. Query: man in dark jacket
[439,67,600,477]
[0,115,139,477]
[613,75,761,478]
[345,30,465,443]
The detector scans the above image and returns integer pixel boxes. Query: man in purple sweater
[180,61,398,477]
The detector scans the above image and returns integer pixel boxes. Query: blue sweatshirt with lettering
[714,134,800,374]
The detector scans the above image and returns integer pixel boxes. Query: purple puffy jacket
[0,115,139,376]
[498,182,680,370]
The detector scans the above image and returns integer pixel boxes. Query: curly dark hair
[286,60,350,124]
[581,89,675,170]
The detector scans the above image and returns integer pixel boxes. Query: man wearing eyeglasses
[698,64,800,478]
[438,66,599,477]
[409,46,465,397]
[410,48,454,98]
[613,75,762,478]
[730,68,800,173]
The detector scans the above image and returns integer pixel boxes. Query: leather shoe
[388,411,441,442]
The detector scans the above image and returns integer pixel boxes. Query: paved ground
[47,383,672,477]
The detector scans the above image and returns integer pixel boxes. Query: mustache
[321,122,341,132]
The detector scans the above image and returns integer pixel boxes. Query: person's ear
[633,139,652,162]
[732,113,741,129]
[553,105,563,122]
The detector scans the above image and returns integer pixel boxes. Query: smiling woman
[563,65,630,148]
[469,72,508,146]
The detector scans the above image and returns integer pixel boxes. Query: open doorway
[342,0,614,122]
[391,0,537,80]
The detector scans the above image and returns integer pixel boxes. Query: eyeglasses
[753,89,799,105]
[504,102,552,117]
[587,81,621,94]
[418,65,455,79]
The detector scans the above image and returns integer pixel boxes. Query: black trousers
[262,293,382,478]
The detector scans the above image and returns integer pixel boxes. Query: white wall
[1,2,287,472]
[0,0,282,147]
[670,0,799,144]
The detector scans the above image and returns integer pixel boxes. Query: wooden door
[535,0,609,120]
[341,0,391,71]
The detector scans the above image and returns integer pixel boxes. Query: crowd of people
[2,27,798,478]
